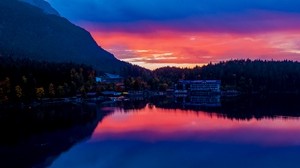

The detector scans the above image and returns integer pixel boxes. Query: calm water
[49,103,300,168]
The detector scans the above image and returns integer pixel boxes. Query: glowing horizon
[88,28,300,69]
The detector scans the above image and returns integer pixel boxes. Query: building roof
[105,73,122,79]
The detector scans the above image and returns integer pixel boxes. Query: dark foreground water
[1,96,300,168]
[50,100,300,168]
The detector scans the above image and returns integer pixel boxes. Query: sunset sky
[47,0,300,69]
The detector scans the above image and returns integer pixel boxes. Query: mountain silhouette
[20,0,60,16]
[0,0,129,73]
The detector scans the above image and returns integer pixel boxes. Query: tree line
[116,59,300,94]
[153,59,300,94]
[1,57,300,104]
[0,57,96,104]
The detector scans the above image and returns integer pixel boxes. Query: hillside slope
[0,0,127,73]
[20,0,60,16]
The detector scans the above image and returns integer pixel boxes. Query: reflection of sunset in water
[91,105,300,146]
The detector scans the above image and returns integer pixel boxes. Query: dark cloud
[48,0,300,21]
[46,0,300,33]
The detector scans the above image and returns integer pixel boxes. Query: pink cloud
[86,28,300,69]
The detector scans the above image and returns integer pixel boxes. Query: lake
[1,96,300,168]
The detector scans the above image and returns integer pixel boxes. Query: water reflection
[0,104,111,168]
[50,99,300,168]
[174,95,221,107]
[91,105,300,146]
[2,95,300,168]
[153,95,300,120]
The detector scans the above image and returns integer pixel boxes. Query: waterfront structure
[175,80,221,94]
